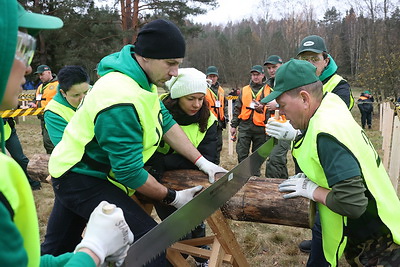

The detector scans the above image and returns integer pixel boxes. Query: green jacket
[48,45,176,189]
[293,93,400,266]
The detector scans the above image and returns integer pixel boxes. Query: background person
[230,65,271,176]
[205,65,228,164]
[263,55,289,179]
[262,59,400,267]
[45,19,226,266]
[29,64,58,154]
[0,2,133,266]
[357,90,374,129]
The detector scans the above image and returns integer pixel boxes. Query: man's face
[206,74,218,85]
[265,63,281,78]
[276,91,309,130]
[61,82,90,108]
[250,71,264,85]
[1,59,28,109]
[297,51,329,77]
[142,58,183,87]
[39,70,53,83]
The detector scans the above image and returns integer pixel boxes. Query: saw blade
[123,137,276,266]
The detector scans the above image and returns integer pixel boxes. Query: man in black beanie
[44,18,227,266]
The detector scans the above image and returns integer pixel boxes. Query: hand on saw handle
[278,173,318,201]
[195,156,228,183]
[171,185,203,209]
[265,118,299,141]
[75,201,134,266]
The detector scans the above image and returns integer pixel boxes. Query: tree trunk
[27,156,311,228]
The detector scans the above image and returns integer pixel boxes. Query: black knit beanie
[134,19,186,59]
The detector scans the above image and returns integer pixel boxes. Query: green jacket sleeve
[40,252,95,267]
[94,103,175,189]
[44,110,68,146]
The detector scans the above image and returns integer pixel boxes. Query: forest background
[20,0,400,101]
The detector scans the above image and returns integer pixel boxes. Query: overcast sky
[192,0,351,25]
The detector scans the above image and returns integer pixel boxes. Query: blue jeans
[307,210,330,267]
[41,171,166,266]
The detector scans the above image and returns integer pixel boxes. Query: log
[162,170,311,229]
[27,153,50,182]
[26,154,311,228]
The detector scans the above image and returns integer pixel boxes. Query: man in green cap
[0,1,134,266]
[230,65,272,176]
[262,59,400,267]
[205,65,228,164]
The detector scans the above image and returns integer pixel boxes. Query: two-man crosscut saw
[122,137,276,266]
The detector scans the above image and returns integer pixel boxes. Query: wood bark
[27,156,311,228]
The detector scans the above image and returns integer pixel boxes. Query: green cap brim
[261,90,283,104]
[297,48,323,56]
[18,3,63,30]
[206,72,218,76]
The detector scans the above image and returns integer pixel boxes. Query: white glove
[278,174,318,201]
[195,156,228,183]
[265,119,299,141]
[75,201,134,265]
[171,185,203,209]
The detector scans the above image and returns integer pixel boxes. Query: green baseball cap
[297,35,328,56]
[364,90,371,94]
[206,66,218,76]
[34,64,51,74]
[263,55,283,65]
[17,3,63,30]
[261,59,319,103]
[250,65,264,74]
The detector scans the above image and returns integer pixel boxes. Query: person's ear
[60,89,67,97]
[299,90,311,107]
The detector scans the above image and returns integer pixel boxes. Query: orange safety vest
[358,96,368,101]
[35,80,58,108]
[238,85,271,126]
[205,86,225,121]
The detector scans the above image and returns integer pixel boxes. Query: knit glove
[75,201,134,265]
[195,156,228,183]
[171,185,203,209]
[278,173,318,201]
[265,119,299,141]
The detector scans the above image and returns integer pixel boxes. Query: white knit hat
[166,68,207,99]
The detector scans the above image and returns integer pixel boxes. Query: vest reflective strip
[238,85,270,126]
[323,74,354,109]
[0,154,40,267]
[4,120,11,141]
[293,93,400,266]
[157,113,217,154]
[44,99,75,123]
[205,87,225,120]
[49,72,162,178]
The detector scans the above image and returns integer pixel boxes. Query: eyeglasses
[297,55,322,63]
[15,31,36,67]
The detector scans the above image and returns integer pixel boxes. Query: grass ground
[13,89,384,266]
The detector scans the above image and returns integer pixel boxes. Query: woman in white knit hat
[146,68,217,267]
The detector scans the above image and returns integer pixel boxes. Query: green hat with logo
[261,59,318,103]
[297,35,328,56]
[206,66,218,76]
[34,64,51,74]
[263,55,283,65]
[250,65,264,74]
[364,90,371,95]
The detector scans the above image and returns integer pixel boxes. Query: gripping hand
[278,173,318,201]
[75,201,134,265]
[265,119,298,141]
[195,156,228,183]
[171,185,203,209]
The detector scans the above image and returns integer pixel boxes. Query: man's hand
[265,119,298,141]
[230,127,237,136]
[195,156,228,183]
[278,174,318,201]
[75,201,134,265]
[27,102,37,108]
[265,100,278,111]
[171,185,203,209]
